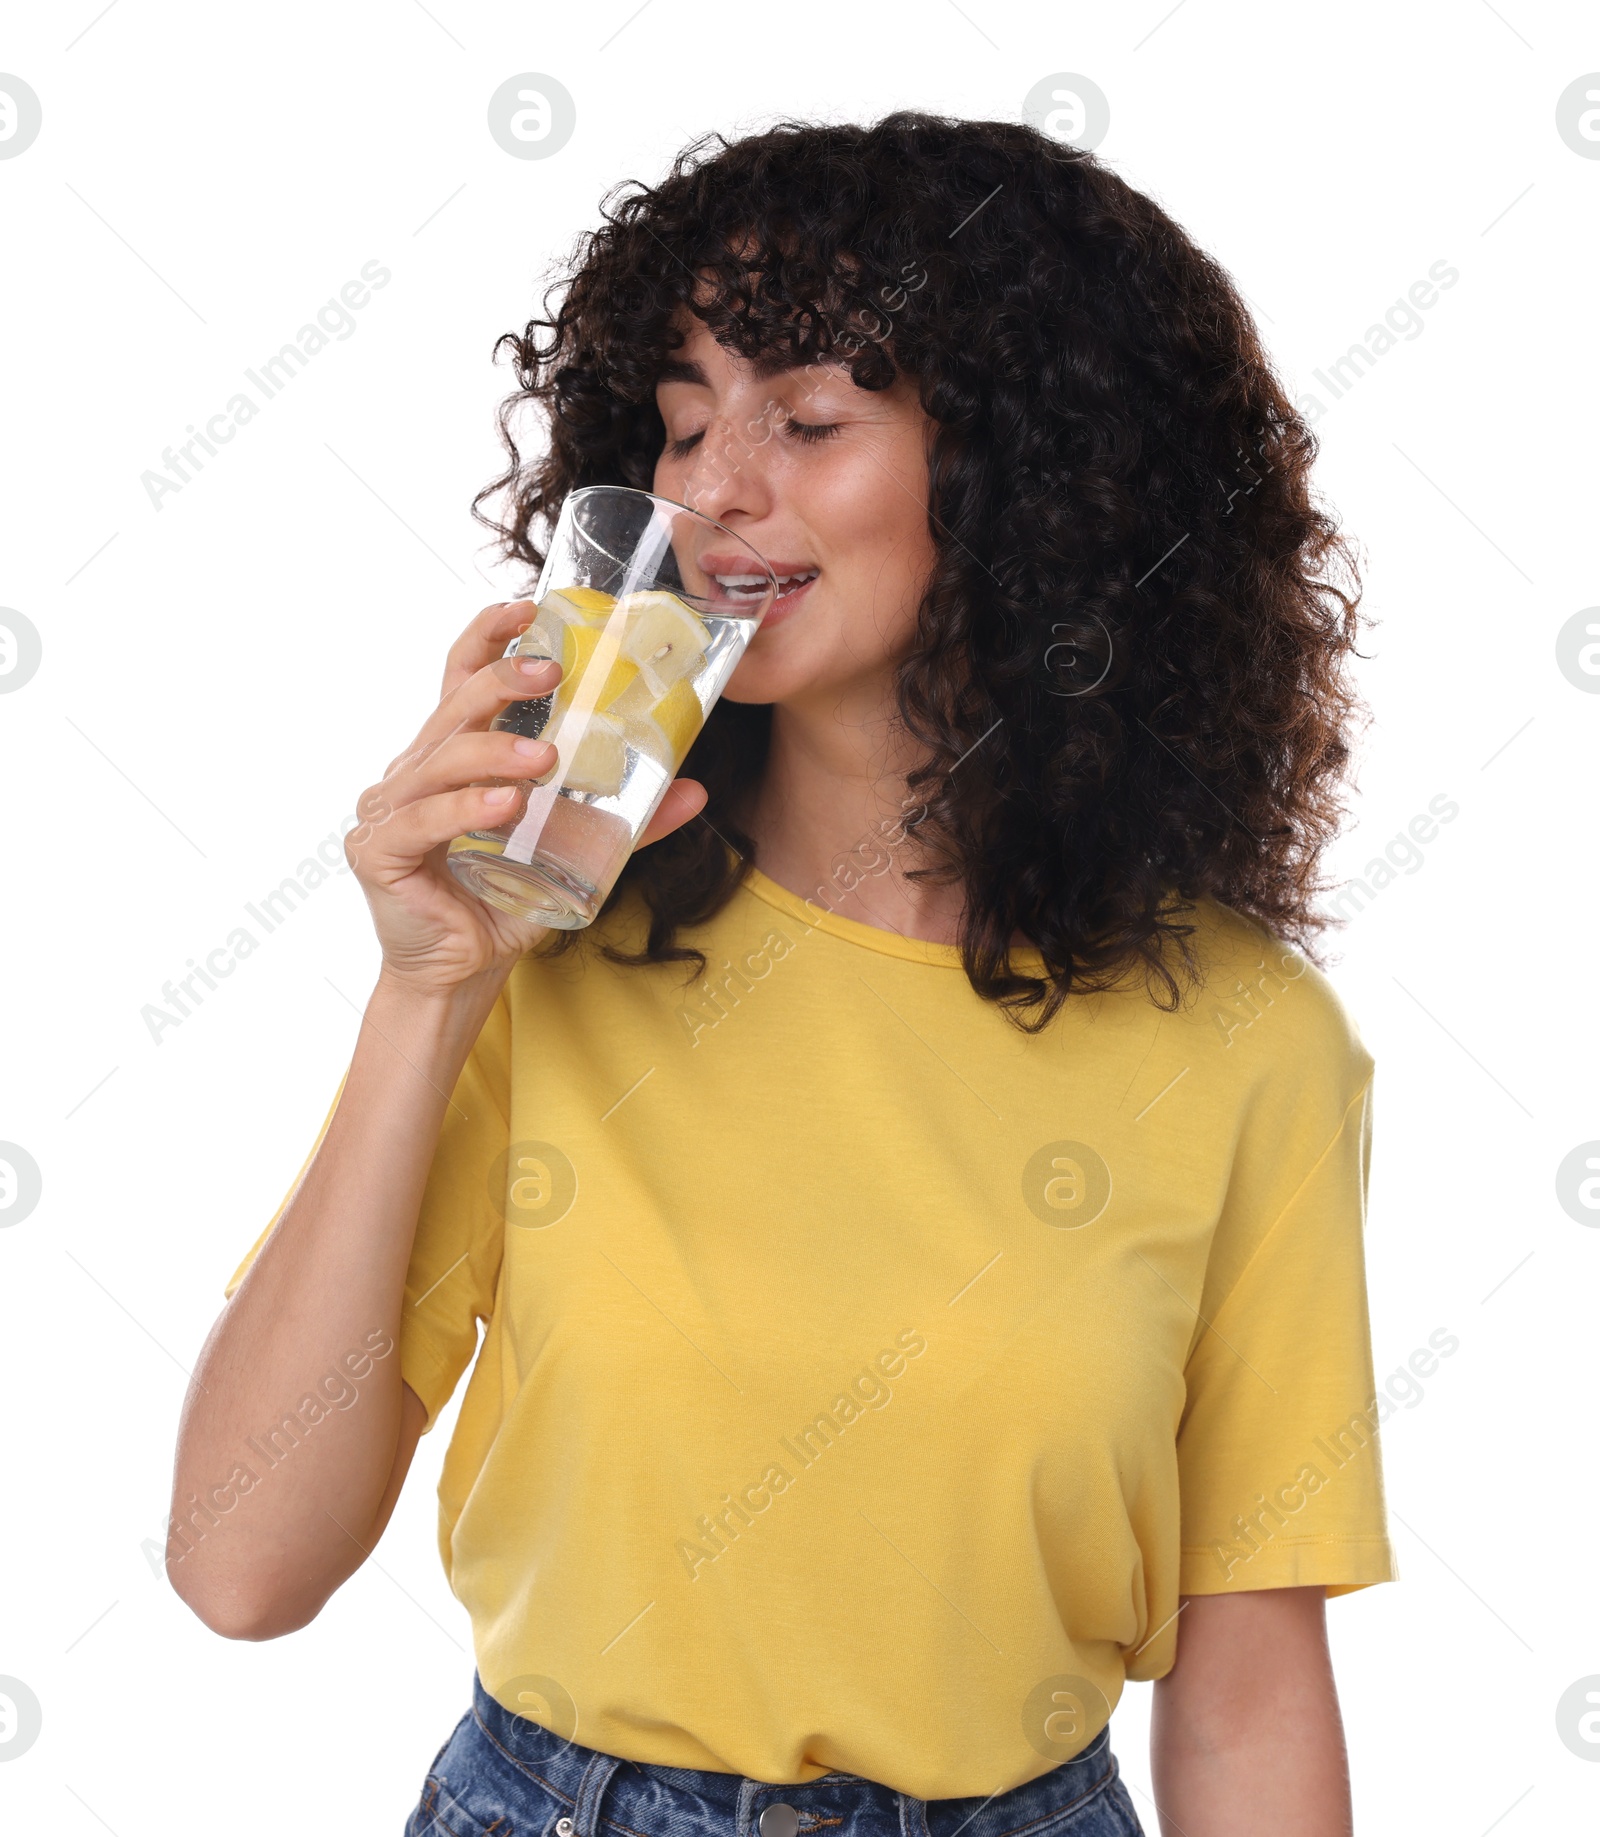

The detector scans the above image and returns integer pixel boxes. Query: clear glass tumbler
[447,486,778,929]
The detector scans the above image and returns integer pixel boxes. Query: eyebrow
[656,352,845,387]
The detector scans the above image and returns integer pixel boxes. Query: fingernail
[512,737,550,757]
[484,784,518,804]
[517,656,558,677]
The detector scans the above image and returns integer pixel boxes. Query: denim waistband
[464,1671,1124,1837]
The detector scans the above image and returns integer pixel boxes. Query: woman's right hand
[345,599,709,996]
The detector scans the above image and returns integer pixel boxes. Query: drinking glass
[447,486,777,928]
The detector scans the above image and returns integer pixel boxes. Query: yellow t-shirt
[224,864,1395,1798]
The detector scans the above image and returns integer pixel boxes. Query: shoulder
[1163,897,1373,1102]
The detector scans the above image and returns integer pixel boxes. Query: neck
[734,684,969,948]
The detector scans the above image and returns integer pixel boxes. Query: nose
[676,408,776,531]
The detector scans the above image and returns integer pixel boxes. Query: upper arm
[1151,1588,1353,1828]
[1157,1587,1334,1729]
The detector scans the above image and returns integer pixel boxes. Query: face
[652,314,936,707]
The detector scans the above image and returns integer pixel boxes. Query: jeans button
[760,1806,800,1837]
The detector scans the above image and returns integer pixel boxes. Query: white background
[2,1,1597,1829]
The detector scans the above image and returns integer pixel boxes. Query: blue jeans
[404,1672,1145,1837]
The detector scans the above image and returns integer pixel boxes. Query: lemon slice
[559,711,629,797]
[516,586,617,660]
[544,585,615,621]
[650,676,705,758]
[614,675,704,771]
[550,618,639,712]
[618,591,711,695]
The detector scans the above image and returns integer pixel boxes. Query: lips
[701,553,820,618]
[757,570,817,629]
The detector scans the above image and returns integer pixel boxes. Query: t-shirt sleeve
[1175,1075,1397,1597]
[220,992,513,1436]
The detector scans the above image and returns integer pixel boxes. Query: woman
[171,113,1394,1835]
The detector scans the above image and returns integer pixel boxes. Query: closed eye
[663,416,840,463]
[782,418,840,443]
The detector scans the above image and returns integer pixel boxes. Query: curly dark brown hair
[471,110,1366,1030]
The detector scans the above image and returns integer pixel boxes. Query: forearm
[167,967,506,1635]
[1149,1588,1352,1837]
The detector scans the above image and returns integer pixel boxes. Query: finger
[381,726,559,813]
[392,652,563,777]
[439,598,541,702]
[637,778,708,850]
[346,780,533,883]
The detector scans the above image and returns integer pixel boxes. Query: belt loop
[898,1789,933,1837]
[737,1778,764,1837]
[570,1748,623,1837]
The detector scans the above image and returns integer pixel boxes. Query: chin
[718,671,783,707]
[720,619,867,707]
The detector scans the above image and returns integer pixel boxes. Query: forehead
[656,340,852,392]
